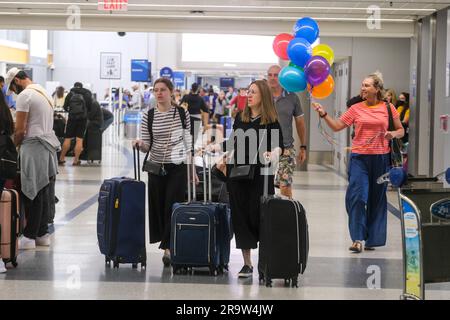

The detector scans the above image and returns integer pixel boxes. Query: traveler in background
[213,90,227,123]
[385,88,397,107]
[59,82,92,166]
[312,72,404,253]
[228,88,248,117]
[207,88,218,117]
[87,97,104,130]
[0,88,14,273]
[180,83,209,146]
[4,67,60,250]
[396,92,410,144]
[267,65,307,199]
[133,78,192,267]
[100,108,114,133]
[225,86,236,103]
[0,88,14,193]
[174,89,182,105]
[130,84,143,109]
[53,86,67,109]
[213,80,283,278]
[0,75,15,109]
[0,89,14,204]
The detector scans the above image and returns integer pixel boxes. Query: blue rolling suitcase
[97,147,146,268]
[170,153,232,275]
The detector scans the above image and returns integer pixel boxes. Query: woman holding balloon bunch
[313,72,404,253]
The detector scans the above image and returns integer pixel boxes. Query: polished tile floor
[1,127,450,300]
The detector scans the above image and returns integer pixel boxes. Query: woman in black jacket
[213,80,283,278]
[0,89,14,195]
[0,88,14,274]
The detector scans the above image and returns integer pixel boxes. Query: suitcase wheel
[113,259,119,269]
[265,278,272,288]
[291,278,298,288]
[141,262,146,269]
[209,266,218,276]
[132,263,138,269]
[258,273,265,283]
[105,258,111,267]
[284,279,290,287]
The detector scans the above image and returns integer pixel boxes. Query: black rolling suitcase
[258,167,309,288]
[80,126,102,163]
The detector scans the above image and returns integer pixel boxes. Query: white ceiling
[0,0,448,36]
[0,0,448,20]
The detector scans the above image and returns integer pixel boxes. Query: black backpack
[69,93,87,120]
[0,134,18,179]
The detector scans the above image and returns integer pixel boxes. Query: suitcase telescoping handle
[187,150,197,203]
[202,151,213,203]
[133,146,140,181]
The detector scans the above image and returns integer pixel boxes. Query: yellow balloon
[312,44,334,66]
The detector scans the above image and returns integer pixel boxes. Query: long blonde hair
[385,88,397,106]
[240,80,278,125]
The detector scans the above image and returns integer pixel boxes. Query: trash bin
[391,169,450,300]
[123,110,142,140]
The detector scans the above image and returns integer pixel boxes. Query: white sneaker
[18,236,36,250]
[36,233,51,247]
[0,261,7,273]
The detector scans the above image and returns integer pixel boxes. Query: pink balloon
[273,33,294,60]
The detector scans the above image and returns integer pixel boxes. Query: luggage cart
[382,168,450,300]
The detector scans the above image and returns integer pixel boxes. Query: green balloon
[289,62,304,72]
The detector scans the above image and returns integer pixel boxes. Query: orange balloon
[308,75,334,99]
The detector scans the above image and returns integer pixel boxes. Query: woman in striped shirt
[313,72,404,253]
[133,78,192,266]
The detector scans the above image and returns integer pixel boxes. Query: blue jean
[345,153,390,247]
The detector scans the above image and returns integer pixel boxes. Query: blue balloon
[287,38,312,68]
[389,167,407,188]
[293,17,320,44]
[279,66,307,93]
[446,168,450,184]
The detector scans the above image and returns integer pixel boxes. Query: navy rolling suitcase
[258,167,309,287]
[170,153,232,275]
[97,147,146,268]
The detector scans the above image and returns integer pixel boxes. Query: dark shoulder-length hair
[0,89,14,135]
[240,80,278,125]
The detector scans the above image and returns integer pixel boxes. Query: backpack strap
[176,106,187,130]
[144,106,187,164]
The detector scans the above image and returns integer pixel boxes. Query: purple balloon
[305,56,330,86]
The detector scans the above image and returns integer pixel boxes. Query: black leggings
[147,164,187,249]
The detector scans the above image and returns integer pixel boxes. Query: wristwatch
[300,145,307,151]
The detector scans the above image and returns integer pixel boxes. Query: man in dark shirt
[59,82,93,165]
[180,83,209,146]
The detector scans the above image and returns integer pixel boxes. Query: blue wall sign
[160,67,173,79]
[173,72,185,87]
[131,59,151,82]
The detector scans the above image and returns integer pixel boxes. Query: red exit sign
[98,0,128,11]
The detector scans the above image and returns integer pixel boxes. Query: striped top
[340,101,399,155]
[141,106,192,164]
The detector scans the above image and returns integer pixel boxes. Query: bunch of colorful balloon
[272,17,335,99]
